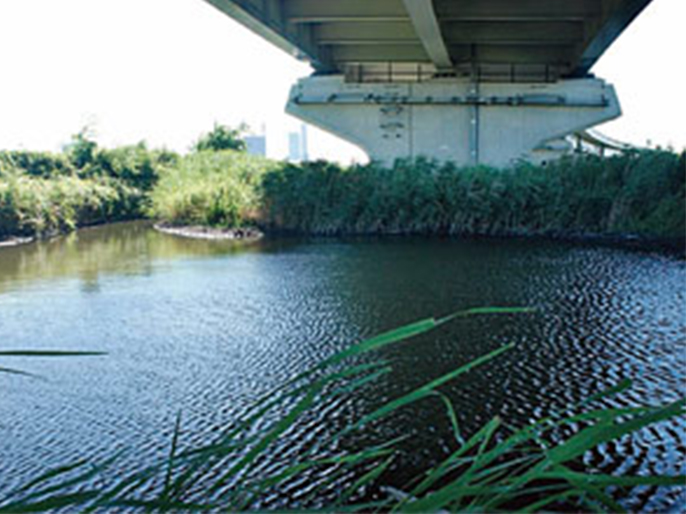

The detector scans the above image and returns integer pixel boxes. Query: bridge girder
[204,0,653,81]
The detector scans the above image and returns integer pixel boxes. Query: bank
[2,144,684,255]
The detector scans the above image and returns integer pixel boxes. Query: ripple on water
[0,226,684,508]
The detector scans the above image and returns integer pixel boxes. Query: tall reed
[147,150,278,228]
[261,151,685,240]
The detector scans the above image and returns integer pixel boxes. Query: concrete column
[286,75,621,167]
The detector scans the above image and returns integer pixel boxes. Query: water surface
[0,222,684,509]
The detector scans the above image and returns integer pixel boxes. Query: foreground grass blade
[0,491,101,513]
[433,391,465,446]
[317,318,438,370]
[438,307,535,324]
[161,411,183,501]
[206,387,322,496]
[4,308,683,513]
[540,469,686,488]
[3,460,89,497]
[337,455,395,507]
[582,378,633,406]
[0,366,36,377]
[347,343,514,433]
[0,351,106,357]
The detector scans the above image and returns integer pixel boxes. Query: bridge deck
[205,0,652,82]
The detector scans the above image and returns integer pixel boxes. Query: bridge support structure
[286,76,621,166]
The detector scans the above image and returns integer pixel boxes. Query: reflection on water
[0,222,264,294]
[0,222,684,510]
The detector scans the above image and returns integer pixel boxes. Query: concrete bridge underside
[204,0,652,166]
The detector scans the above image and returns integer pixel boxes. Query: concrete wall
[286,75,621,166]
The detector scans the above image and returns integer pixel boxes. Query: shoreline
[1,220,682,257]
[153,222,264,242]
[261,226,686,257]
[0,236,35,249]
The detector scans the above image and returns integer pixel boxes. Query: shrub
[193,123,247,153]
[148,150,277,227]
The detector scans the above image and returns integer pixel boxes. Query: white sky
[0,0,684,162]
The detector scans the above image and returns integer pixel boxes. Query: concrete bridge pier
[286,75,621,167]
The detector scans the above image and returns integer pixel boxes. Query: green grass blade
[544,399,685,467]
[102,498,218,511]
[161,411,182,501]
[206,386,322,496]
[0,366,37,378]
[337,456,395,507]
[348,344,513,433]
[432,392,465,446]
[0,351,106,357]
[520,490,584,513]
[438,306,534,324]
[581,379,633,406]
[4,459,89,497]
[11,454,122,505]
[540,469,686,488]
[320,318,438,368]
[407,417,502,500]
[0,491,100,513]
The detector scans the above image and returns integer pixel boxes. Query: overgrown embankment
[148,151,272,228]
[1,127,684,248]
[0,140,175,241]
[261,151,685,242]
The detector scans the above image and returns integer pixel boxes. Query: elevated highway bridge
[204,0,653,165]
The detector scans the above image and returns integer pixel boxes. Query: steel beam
[204,0,653,79]
[434,0,602,21]
[573,0,653,75]
[442,21,584,44]
[284,0,408,24]
[203,0,332,70]
[330,45,429,63]
[401,0,453,71]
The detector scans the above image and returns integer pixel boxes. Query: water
[0,222,684,509]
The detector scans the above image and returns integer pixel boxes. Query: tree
[194,123,247,153]
[65,126,98,168]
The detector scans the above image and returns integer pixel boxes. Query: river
[0,221,684,510]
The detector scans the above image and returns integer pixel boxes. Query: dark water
[0,222,684,510]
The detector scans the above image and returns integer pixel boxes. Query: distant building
[300,124,309,161]
[245,134,266,157]
[288,124,309,162]
[288,132,302,162]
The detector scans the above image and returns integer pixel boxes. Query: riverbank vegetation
[262,151,685,240]
[1,309,684,511]
[148,150,271,228]
[0,131,175,240]
[1,126,684,245]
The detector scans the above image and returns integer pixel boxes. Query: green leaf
[348,344,513,433]
[0,491,100,513]
[337,456,395,506]
[6,459,89,496]
[0,350,106,357]
[433,391,465,446]
[0,366,36,378]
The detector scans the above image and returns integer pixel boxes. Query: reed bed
[147,150,275,228]
[262,151,685,240]
[2,132,683,244]
[0,143,173,239]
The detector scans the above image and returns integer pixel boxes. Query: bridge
[204,0,652,166]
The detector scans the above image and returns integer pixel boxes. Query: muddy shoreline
[153,223,263,242]
[1,220,682,257]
